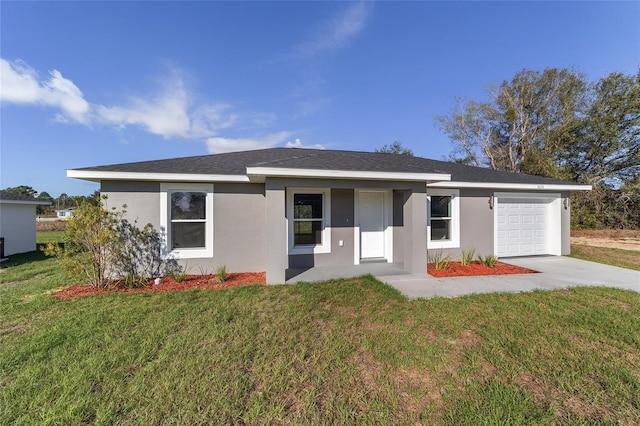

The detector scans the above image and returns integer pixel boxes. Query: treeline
[437,67,640,229]
[2,185,99,215]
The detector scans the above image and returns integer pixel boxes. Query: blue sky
[1,1,638,197]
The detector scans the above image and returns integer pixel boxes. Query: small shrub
[43,197,121,289]
[461,248,476,266]
[215,265,228,283]
[43,196,180,289]
[429,250,452,270]
[477,254,498,268]
[168,267,188,283]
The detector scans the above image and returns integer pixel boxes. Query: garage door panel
[497,198,550,257]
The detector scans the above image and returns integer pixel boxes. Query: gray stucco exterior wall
[101,181,161,228]
[428,188,574,261]
[561,191,571,255]
[265,179,287,284]
[458,189,495,257]
[402,184,428,274]
[101,180,267,275]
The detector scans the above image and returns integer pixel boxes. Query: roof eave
[246,167,450,182]
[428,181,592,191]
[0,199,51,206]
[66,169,250,183]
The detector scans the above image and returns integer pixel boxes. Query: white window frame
[427,188,460,249]
[286,187,331,255]
[160,183,214,259]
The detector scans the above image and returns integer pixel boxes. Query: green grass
[1,249,639,424]
[570,244,640,271]
[36,230,65,245]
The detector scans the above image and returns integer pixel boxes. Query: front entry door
[359,191,385,259]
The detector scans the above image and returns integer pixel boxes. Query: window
[428,189,459,249]
[287,188,331,254]
[160,183,214,259]
[170,192,206,249]
[293,193,323,245]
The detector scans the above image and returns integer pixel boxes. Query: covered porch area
[285,261,408,284]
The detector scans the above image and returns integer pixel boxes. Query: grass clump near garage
[1,235,639,424]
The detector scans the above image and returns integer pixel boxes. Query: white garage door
[496,198,550,257]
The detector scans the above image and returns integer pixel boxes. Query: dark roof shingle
[73,147,579,186]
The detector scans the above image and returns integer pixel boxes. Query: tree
[556,71,640,185]
[44,197,180,288]
[44,198,121,288]
[437,67,640,229]
[4,185,38,197]
[36,191,53,215]
[376,141,414,156]
[437,68,586,174]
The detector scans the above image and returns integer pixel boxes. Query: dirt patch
[53,272,266,299]
[36,220,67,232]
[571,229,640,251]
[428,261,537,278]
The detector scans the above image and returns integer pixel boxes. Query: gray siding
[265,179,287,283]
[561,191,571,255]
[101,181,267,275]
[428,188,573,261]
[101,181,161,228]
[459,189,494,258]
[212,183,266,273]
[401,184,428,273]
[288,188,354,269]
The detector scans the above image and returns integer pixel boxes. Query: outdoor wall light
[488,195,494,209]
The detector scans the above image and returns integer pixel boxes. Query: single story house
[0,190,51,257]
[67,148,590,284]
[55,208,76,220]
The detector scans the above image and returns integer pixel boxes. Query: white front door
[359,191,385,259]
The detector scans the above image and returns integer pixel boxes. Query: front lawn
[1,248,639,424]
[570,244,640,271]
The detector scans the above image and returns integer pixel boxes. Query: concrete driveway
[377,256,640,299]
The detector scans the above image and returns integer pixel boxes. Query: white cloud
[206,131,294,154]
[0,58,90,124]
[285,138,325,150]
[0,58,261,146]
[293,2,370,58]
[94,69,237,139]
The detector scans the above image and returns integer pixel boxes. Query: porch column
[403,185,427,274]
[265,179,287,284]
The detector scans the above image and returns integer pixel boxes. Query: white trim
[0,199,51,206]
[354,190,393,264]
[429,181,591,191]
[160,183,214,259]
[286,188,331,255]
[67,169,249,183]
[248,167,449,182]
[427,188,460,249]
[493,192,561,257]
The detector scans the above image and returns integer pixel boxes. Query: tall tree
[4,185,38,197]
[556,71,640,185]
[376,141,414,156]
[437,67,640,229]
[437,68,586,174]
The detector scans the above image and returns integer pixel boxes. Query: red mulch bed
[53,272,266,300]
[428,261,537,277]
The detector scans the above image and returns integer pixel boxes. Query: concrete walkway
[377,256,640,299]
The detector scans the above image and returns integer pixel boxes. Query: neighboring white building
[56,208,76,220]
[0,191,51,257]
